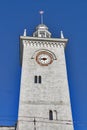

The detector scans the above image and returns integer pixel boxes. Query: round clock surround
[36,51,53,66]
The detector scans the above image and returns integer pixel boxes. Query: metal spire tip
[39,10,44,24]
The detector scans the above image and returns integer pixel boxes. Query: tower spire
[61,30,64,38]
[39,10,44,24]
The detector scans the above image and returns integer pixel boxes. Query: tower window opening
[49,110,53,120]
[53,110,57,120]
[34,76,42,84]
[34,76,37,83]
[39,76,41,83]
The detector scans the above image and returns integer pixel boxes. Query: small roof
[36,24,48,30]
[33,23,51,38]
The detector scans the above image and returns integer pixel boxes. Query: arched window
[49,110,53,120]
[53,110,57,120]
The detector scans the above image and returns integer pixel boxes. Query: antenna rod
[39,10,44,24]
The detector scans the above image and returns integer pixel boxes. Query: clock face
[36,51,53,66]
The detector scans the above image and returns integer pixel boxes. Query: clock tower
[18,20,74,130]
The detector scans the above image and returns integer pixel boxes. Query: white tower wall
[18,35,74,130]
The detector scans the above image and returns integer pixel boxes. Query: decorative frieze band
[23,40,65,48]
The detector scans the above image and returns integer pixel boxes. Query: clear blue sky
[0,0,87,130]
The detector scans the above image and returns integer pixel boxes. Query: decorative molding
[23,40,65,48]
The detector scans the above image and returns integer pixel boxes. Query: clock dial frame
[36,51,53,66]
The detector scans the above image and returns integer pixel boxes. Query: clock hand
[40,58,47,61]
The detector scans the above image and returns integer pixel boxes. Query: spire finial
[23,29,27,36]
[61,30,64,38]
[39,10,44,24]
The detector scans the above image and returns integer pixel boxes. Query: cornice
[20,36,68,43]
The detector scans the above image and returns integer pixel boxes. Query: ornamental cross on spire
[39,10,44,24]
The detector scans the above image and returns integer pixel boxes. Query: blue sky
[0,0,87,130]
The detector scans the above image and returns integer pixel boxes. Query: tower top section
[22,11,66,39]
[33,24,51,38]
[33,11,51,38]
